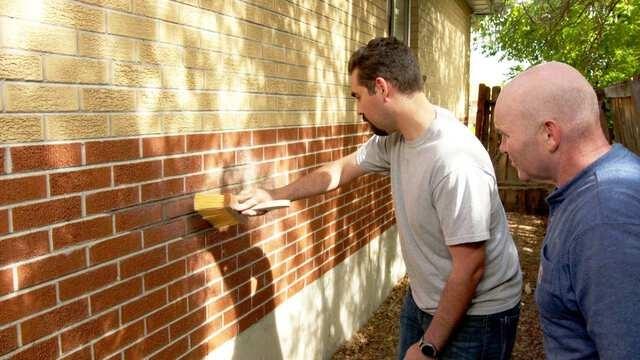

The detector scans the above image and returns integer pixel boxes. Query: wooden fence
[475,84,552,215]
[603,75,640,155]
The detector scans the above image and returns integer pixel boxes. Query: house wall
[411,0,472,122]
[0,1,405,359]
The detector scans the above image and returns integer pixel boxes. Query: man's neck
[554,139,612,187]
[395,93,436,141]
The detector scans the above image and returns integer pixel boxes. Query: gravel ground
[332,212,546,360]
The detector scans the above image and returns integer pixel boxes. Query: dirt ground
[332,212,546,360]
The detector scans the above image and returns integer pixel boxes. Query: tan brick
[45,55,108,84]
[1,17,76,55]
[184,49,220,70]
[5,83,77,112]
[0,0,105,31]
[139,42,184,66]
[158,22,200,48]
[79,32,136,62]
[0,115,43,142]
[113,62,162,88]
[137,89,196,111]
[132,0,180,23]
[110,113,162,136]
[163,113,202,133]
[0,50,42,81]
[162,67,204,89]
[108,12,156,41]
[81,88,136,111]
[46,115,109,140]
[78,0,130,11]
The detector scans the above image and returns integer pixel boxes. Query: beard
[363,115,389,136]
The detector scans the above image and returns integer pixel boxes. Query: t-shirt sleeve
[432,166,494,245]
[355,135,391,174]
[570,224,640,358]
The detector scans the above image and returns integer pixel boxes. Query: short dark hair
[348,37,423,95]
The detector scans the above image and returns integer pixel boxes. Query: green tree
[474,0,640,87]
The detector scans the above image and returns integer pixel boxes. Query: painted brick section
[11,143,82,172]
[0,0,396,358]
[0,231,49,266]
[0,175,47,205]
[50,167,111,195]
[12,196,82,231]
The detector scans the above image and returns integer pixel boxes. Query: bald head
[498,61,600,140]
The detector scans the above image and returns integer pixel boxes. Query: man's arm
[234,152,368,212]
[405,241,486,359]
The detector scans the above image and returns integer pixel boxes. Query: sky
[470,46,521,87]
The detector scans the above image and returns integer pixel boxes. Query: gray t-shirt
[356,107,522,315]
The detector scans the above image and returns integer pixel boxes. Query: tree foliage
[473,0,640,87]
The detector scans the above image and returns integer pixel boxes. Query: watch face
[420,343,437,357]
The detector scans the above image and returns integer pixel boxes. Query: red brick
[164,155,202,176]
[277,128,298,142]
[52,216,113,249]
[163,196,194,219]
[114,160,162,185]
[299,126,316,139]
[59,264,118,301]
[187,282,221,310]
[50,167,111,196]
[0,210,7,235]
[185,172,222,192]
[188,317,223,346]
[86,186,139,215]
[168,233,205,261]
[222,131,251,149]
[18,249,86,289]
[287,142,306,156]
[0,268,12,296]
[143,219,185,248]
[149,337,188,360]
[61,311,119,353]
[11,143,81,173]
[91,277,142,314]
[86,139,140,165]
[0,230,49,267]
[0,285,56,325]
[122,289,166,323]
[186,250,218,273]
[168,271,205,301]
[93,320,144,360]
[187,133,221,152]
[146,299,187,332]
[0,325,17,356]
[90,232,141,265]
[123,328,169,360]
[204,151,235,168]
[11,337,58,360]
[12,196,81,231]
[120,247,166,279]
[60,347,92,360]
[0,148,4,174]
[141,178,184,202]
[251,129,276,146]
[21,299,89,344]
[170,307,205,340]
[144,260,186,290]
[115,204,162,232]
[0,175,47,206]
[264,145,287,160]
[143,135,185,157]
[236,148,263,163]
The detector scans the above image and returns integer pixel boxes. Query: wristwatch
[418,337,439,359]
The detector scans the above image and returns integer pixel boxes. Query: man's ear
[374,77,391,100]
[541,120,560,153]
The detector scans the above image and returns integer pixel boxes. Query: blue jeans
[398,288,520,360]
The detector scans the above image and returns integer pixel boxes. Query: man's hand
[404,343,430,360]
[230,188,275,216]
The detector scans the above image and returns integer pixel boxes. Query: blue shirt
[536,144,640,359]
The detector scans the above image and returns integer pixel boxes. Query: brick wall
[0,1,396,359]
[411,0,472,122]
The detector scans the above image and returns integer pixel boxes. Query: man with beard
[494,62,640,359]
[233,37,522,360]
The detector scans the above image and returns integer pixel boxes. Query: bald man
[495,61,640,359]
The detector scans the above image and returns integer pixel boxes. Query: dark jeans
[398,288,520,360]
